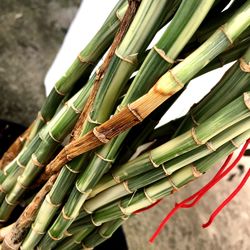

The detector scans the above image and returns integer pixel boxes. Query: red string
[181,152,234,208]
[148,153,234,243]
[182,144,246,208]
[202,168,250,228]
[133,199,162,214]
[149,138,250,243]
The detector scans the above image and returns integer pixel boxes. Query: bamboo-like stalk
[19,1,143,247]
[78,128,250,227]
[148,40,249,142]
[22,2,173,248]
[80,117,250,214]
[113,36,250,166]
[89,48,250,197]
[0,0,128,200]
[82,218,126,249]
[3,77,93,180]
[114,94,184,167]
[0,133,42,204]
[55,224,95,250]
[99,0,216,157]
[62,0,215,219]
[33,1,218,247]
[1,1,249,249]
[78,0,171,135]
[0,1,249,246]
[190,34,250,77]
[71,0,143,142]
[42,2,250,174]
[56,124,250,248]
[175,46,250,136]
[0,78,93,192]
[188,0,246,47]
[27,0,128,141]
[45,218,125,250]
[37,89,250,248]
[60,120,250,245]
[111,92,250,182]
[0,0,128,179]
[1,174,58,250]
[41,0,218,182]
[0,79,94,221]
[20,5,249,244]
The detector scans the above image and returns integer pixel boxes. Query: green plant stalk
[33,6,250,244]
[114,93,185,167]
[9,8,245,191]
[36,1,217,246]
[110,92,250,183]
[71,0,215,200]
[144,44,249,149]
[82,38,249,201]
[188,0,246,46]
[83,0,171,133]
[0,134,42,203]
[79,128,250,226]
[74,95,183,206]
[27,0,127,141]
[47,1,250,166]
[38,4,250,246]
[0,0,127,184]
[1,77,93,181]
[61,102,244,250]
[55,225,95,250]
[82,218,126,249]
[148,41,249,142]
[20,54,154,249]
[39,218,125,250]
[193,46,250,120]
[1,3,152,190]
[80,116,250,214]
[20,156,89,249]
[42,89,250,246]
[20,0,250,245]
[22,1,173,247]
[99,0,216,156]
[2,76,96,247]
[82,0,215,206]
[0,66,101,207]
[190,34,250,77]
[0,78,94,221]
[175,46,250,136]
[126,45,250,169]
[114,36,250,166]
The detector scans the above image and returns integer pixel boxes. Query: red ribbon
[149,139,250,243]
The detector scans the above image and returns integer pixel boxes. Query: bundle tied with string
[0,0,250,249]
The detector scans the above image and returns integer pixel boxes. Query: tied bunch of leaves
[0,0,250,249]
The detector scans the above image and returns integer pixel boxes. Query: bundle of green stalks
[0,0,250,249]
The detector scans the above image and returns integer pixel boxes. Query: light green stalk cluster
[35,2,250,248]
[21,1,175,248]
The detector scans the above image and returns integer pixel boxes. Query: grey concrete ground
[0,1,249,250]
[0,0,80,126]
